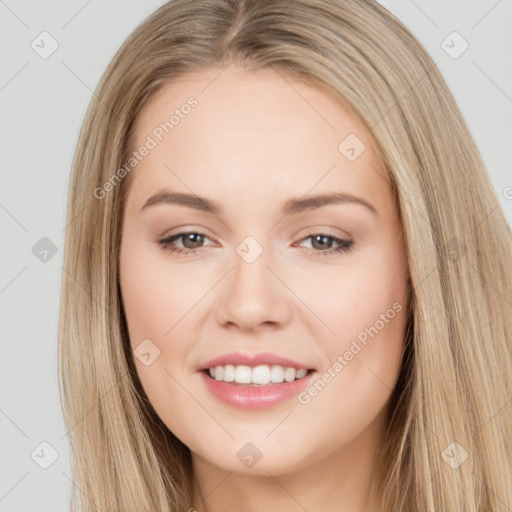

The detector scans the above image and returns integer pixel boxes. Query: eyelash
[157,231,353,257]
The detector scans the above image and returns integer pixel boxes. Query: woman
[58,0,512,510]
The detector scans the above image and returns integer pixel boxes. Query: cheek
[119,239,215,413]
[293,277,407,454]
[120,240,204,345]
[119,245,197,433]
[290,241,408,346]
[291,242,408,413]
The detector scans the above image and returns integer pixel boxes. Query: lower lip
[199,370,316,410]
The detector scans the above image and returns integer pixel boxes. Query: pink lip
[198,351,312,371]
[199,370,317,411]
[197,351,316,411]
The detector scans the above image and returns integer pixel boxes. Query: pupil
[184,233,203,249]
[312,235,331,250]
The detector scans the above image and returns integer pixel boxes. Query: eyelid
[157,224,215,239]
[297,225,352,240]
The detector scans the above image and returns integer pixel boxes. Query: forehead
[125,65,390,215]
[133,65,369,151]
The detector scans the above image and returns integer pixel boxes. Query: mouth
[198,353,317,410]
[198,351,317,409]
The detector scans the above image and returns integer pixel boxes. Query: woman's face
[119,65,409,477]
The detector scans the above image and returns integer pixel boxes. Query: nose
[215,245,292,332]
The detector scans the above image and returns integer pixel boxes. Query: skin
[119,65,409,512]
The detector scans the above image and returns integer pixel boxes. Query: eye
[158,231,214,255]
[296,233,353,256]
[157,231,353,257]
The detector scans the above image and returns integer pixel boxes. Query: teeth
[284,367,296,382]
[252,365,270,384]
[207,364,309,385]
[214,366,224,381]
[234,365,252,384]
[270,365,284,383]
[223,364,235,382]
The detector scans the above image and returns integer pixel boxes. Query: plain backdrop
[1,1,511,510]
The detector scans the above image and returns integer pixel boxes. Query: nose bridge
[216,235,290,329]
[233,237,269,290]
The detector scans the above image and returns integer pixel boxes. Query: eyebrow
[140,190,378,216]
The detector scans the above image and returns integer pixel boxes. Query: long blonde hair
[58,0,512,510]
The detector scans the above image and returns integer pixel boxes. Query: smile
[207,364,310,385]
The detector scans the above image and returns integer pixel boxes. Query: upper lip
[198,351,314,371]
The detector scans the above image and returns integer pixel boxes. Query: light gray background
[1,1,511,510]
